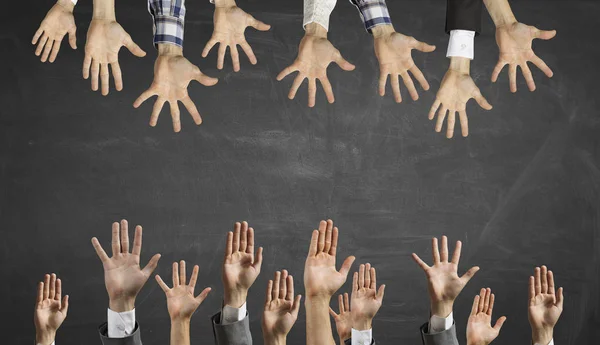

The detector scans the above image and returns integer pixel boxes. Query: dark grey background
[1,0,598,344]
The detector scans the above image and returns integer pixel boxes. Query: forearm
[223,287,248,308]
[57,0,75,12]
[92,0,115,20]
[371,24,394,39]
[263,334,287,345]
[214,0,236,7]
[170,319,191,345]
[305,23,328,38]
[158,43,184,57]
[531,327,553,345]
[109,296,135,313]
[483,0,517,27]
[448,57,470,74]
[306,297,336,345]
[35,329,56,345]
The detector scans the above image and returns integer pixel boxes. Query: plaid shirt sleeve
[148,0,186,48]
[349,0,392,33]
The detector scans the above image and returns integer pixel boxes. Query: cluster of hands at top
[33,0,555,137]
[34,219,563,345]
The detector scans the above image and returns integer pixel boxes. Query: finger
[91,237,110,262]
[246,227,255,255]
[172,261,179,286]
[411,253,430,271]
[459,110,469,137]
[100,63,110,95]
[329,306,338,318]
[35,34,49,56]
[194,68,219,86]
[541,265,548,294]
[412,38,436,53]
[202,38,218,58]
[370,267,377,290]
[318,77,335,104]
[358,264,365,288]
[308,229,319,256]
[376,284,385,301]
[451,240,462,265]
[435,107,448,133]
[272,271,281,300]
[378,71,388,96]
[41,39,54,62]
[330,226,339,256]
[231,44,240,72]
[324,219,333,253]
[491,60,507,82]
[364,263,371,289]
[308,78,317,108]
[225,231,233,257]
[239,221,248,252]
[291,295,302,318]
[556,287,564,309]
[32,28,43,45]
[338,294,344,313]
[60,295,69,314]
[141,253,162,276]
[111,61,123,92]
[432,237,440,264]
[534,267,541,295]
[530,54,553,78]
[277,64,298,81]
[520,63,536,91]
[474,91,493,110]
[460,266,480,284]
[286,274,294,301]
[37,281,44,304]
[493,316,507,331]
[401,72,419,101]
[131,225,142,256]
[317,220,327,253]
[288,74,305,100]
[156,275,169,292]
[150,97,166,127]
[352,271,359,292]
[68,27,77,49]
[339,256,356,279]
[391,74,402,103]
[120,219,129,254]
[43,274,50,300]
[509,64,517,93]
[195,287,212,303]
[91,60,100,91]
[333,51,355,71]
[124,35,146,57]
[189,265,199,288]
[428,100,441,120]
[217,43,227,70]
[233,222,241,252]
[169,101,181,133]
[409,65,430,91]
[239,41,257,65]
[49,39,62,63]
[55,278,62,301]
[488,292,496,315]
[471,295,480,315]
[82,54,92,79]
[179,260,187,286]
[440,236,449,262]
[533,28,557,40]
[344,292,350,312]
[446,111,456,139]
[180,96,202,126]
[548,270,555,296]
[249,16,271,31]
[111,222,121,256]
[49,274,56,299]
[478,288,486,312]
[279,270,288,299]
[265,279,273,304]
[253,247,263,271]
[528,276,535,302]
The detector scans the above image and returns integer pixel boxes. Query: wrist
[35,330,57,345]
[430,301,453,318]
[532,328,553,345]
[352,317,373,331]
[371,24,395,38]
[223,289,248,308]
[449,57,470,74]
[305,23,328,38]
[305,295,331,307]
[171,317,192,326]
[490,12,517,28]
[109,297,135,313]
[57,0,75,12]
[263,333,287,345]
[92,0,115,20]
[214,0,236,8]
[158,44,184,57]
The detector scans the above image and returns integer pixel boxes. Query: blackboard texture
[1,0,599,344]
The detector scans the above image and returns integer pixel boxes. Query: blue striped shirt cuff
[350,0,392,33]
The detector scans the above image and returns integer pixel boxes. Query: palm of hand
[496,23,536,64]
[35,299,66,331]
[437,71,478,111]
[43,5,75,39]
[333,311,352,340]
[264,299,296,335]
[166,286,200,320]
[375,33,415,72]
[467,313,499,345]
[529,294,561,328]
[213,7,250,42]
[352,288,381,320]
[104,254,148,300]
[426,263,464,302]
[297,37,336,77]
[152,56,196,101]
[86,20,127,63]
[224,251,259,289]
[305,254,343,296]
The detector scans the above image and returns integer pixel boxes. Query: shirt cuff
[351,0,392,33]
[36,343,55,345]
[351,328,373,345]
[446,29,475,59]
[107,308,136,338]
[303,0,337,31]
[148,0,186,48]
[534,339,554,345]
[428,312,453,333]
[220,302,247,325]
[71,0,78,4]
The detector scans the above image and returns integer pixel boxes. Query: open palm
[528,266,563,330]
[34,274,69,334]
[262,271,301,337]
[329,293,352,342]
[32,1,77,63]
[156,261,211,321]
[467,288,506,345]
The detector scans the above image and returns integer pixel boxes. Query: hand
[156,261,212,321]
[32,0,76,63]
[493,22,556,92]
[277,24,355,107]
[262,270,302,343]
[304,220,355,299]
[351,263,385,330]
[203,0,271,71]
[372,25,436,102]
[133,45,218,132]
[83,19,146,95]
[528,266,563,345]
[329,293,352,343]
[223,221,263,307]
[428,58,492,138]
[412,236,479,317]
[34,274,69,345]
[91,220,161,312]
[466,288,506,345]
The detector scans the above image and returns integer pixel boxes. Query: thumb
[473,91,493,110]
[338,256,356,278]
[413,38,436,53]
[376,284,386,301]
[533,27,556,40]
[124,35,146,57]
[195,287,212,303]
[194,66,219,86]
[334,51,355,71]
[68,27,77,50]
[142,253,162,276]
[249,15,271,31]
[329,306,338,318]
[493,316,507,331]
[291,295,302,318]
[60,295,69,314]
[460,266,480,284]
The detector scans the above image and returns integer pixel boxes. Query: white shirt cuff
[351,328,373,345]
[446,30,475,60]
[303,0,337,31]
[221,302,247,325]
[428,312,453,333]
[534,339,554,345]
[36,343,55,345]
[107,308,136,338]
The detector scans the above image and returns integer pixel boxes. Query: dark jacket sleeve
[420,322,459,345]
[445,0,483,35]
[98,322,142,345]
[211,311,252,345]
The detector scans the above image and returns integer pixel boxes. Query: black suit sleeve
[445,0,483,35]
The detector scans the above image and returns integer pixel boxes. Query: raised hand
[203,0,270,71]
[277,23,355,108]
[156,261,212,321]
[493,23,556,92]
[329,293,352,343]
[304,220,356,298]
[528,266,564,345]
[222,221,263,307]
[466,288,506,345]
[412,236,479,317]
[133,45,218,132]
[83,17,146,95]
[372,25,436,102]
[428,58,492,138]
[351,263,385,331]
[34,274,69,345]
[32,0,77,63]
[262,270,302,344]
[91,219,161,312]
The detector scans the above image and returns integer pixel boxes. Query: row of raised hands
[33,0,555,137]
[33,219,563,345]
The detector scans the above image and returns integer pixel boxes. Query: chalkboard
[1,0,598,344]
